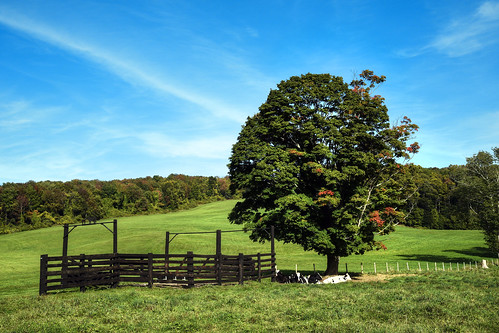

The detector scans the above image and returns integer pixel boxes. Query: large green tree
[463,148,499,255]
[228,71,419,275]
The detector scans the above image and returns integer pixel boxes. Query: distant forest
[0,166,480,234]
[402,165,479,230]
[0,174,234,234]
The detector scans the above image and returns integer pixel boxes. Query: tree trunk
[324,254,340,276]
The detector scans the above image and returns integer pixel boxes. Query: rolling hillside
[0,200,493,296]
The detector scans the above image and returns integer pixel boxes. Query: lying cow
[307,272,323,284]
[317,273,351,284]
[275,270,289,283]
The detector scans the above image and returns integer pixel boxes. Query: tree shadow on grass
[396,247,495,263]
[396,254,463,263]
[443,247,495,258]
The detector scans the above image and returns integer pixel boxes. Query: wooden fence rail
[39,252,276,295]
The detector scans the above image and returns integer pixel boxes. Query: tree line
[402,165,479,230]
[0,174,234,234]
[405,148,497,254]
[0,162,494,237]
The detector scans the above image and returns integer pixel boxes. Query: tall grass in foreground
[0,200,495,296]
[0,267,497,332]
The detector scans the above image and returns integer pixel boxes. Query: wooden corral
[39,251,275,294]
[39,224,276,295]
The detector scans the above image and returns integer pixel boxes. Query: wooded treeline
[0,165,485,234]
[0,174,233,234]
[402,165,478,230]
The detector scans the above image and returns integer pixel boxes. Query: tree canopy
[463,148,499,255]
[228,70,419,274]
[0,175,232,234]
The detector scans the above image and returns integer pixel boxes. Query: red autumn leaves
[407,142,420,153]
[317,189,337,207]
[318,190,334,197]
[369,207,398,228]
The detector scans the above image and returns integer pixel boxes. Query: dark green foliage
[463,148,499,254]
[0,175,233,233]
[401,153,498,237]
[228,71,419,274]
[402,166,480,230]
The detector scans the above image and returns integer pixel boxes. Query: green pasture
[0,269,497,332]
[0,200,495,297]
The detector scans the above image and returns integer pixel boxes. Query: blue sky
[1,0,498,183]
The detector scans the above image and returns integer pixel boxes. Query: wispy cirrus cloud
[137,132,235,160]
[430,1,499,56]
[400,1,499,57]
[0,6,247,123]
[411,109,499,167]
[0,99,63,130]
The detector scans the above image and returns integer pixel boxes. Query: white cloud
[412,109,499,167]
[137,132,235,159]
[0,99,64,130]
[0,6,248,123]
[429,1,499,57]
[478,1,499,20]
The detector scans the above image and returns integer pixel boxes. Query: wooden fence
[39,251,275,295]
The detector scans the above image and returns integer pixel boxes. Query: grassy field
[0,268,497,332]
[0,200,498,332]
[0,200,496,297]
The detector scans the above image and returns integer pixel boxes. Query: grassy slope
[0,200,495,297]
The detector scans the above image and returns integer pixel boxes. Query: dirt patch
[349,273,414,283]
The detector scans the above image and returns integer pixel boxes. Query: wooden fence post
[216,230,222,285]
[63,224,69,257]
[270,225,276,282]
[165,231,170,278]
[113,219,118,254]
[257,253,262,282]
[62,225,69,287]
[79,254,86,292]
[238,253,244,285]
[112,253,119,288]
[187,251,194,288]
[148,253,153,288]
[39,254,48,295]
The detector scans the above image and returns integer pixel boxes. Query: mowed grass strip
[0,267,497,332]
[0,200,495,296]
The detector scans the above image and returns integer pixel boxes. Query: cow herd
[275,269,351,284]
